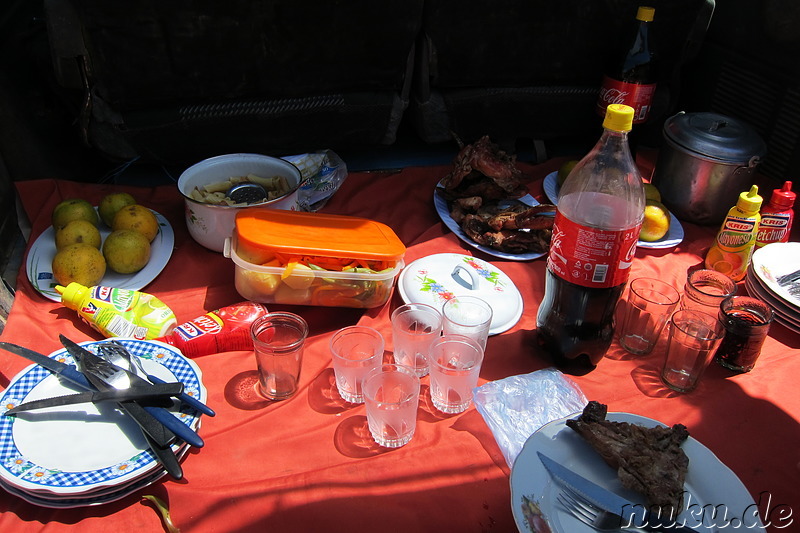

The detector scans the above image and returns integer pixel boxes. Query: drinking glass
[618,278,681,355]
[661,309,725,393]
[391,303,442,377]
[441,295,493,351]
[428,334,484,414]
[714,296,774,373]
[330,326,384,403]
[250,312,308,400]
[682,269,736,316]
[362,363,420,448]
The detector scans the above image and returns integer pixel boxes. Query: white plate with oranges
[26,202,174,302]
[543,171,684,249]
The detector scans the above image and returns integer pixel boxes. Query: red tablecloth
[1,162,798,532]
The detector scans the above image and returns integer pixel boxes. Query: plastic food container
[224,209,406,308]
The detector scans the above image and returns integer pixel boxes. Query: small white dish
[26,209,174,302]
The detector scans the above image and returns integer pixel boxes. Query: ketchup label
[547,213,639,288]
[756,213,791,246]
[597,76,656,124]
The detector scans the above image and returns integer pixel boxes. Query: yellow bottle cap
[637,6,655,22]
[56,282,90,311]
[737,185,763,214]
[603,104,634,133]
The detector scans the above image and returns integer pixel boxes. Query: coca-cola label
[597,76,656,124]
[547,212,639,288]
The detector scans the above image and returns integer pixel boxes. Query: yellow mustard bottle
[56,282,178,340]
[705,185,763,282]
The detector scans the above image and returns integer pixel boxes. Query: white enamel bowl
[178,153,303,252]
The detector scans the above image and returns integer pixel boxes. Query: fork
[557,486,634,531]
[776,268,800,286]
[98,341,215,416]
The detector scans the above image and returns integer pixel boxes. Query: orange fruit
[99,192,137,227]
[55,219,102,250]
[103,229,151,274]
[52,199,98,230]
[112,205,160,242]
[52,243,106,287]
[639,200,670,242]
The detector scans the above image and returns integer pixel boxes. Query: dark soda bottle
[537,104,645,370]
[596,6,657,124]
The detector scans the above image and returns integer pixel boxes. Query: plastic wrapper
[473,367,588,468]
[282,149,348,212]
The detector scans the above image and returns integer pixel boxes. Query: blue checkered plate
[0,339,206,499]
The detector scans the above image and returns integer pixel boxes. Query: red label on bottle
[597,76,656,124]
[756,213,792,246]
[547,212,639,288]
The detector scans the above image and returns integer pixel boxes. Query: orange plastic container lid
[234,209,406,261]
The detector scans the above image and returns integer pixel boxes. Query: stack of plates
[746,242,800,334]
[0,339,207,508]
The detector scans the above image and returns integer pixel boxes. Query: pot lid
[398,253,523,335]
[663,111,767,163]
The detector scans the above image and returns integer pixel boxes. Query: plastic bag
[282,149,348,212]
[473,367,587,468]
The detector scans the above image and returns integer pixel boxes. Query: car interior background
[1,0,799,332]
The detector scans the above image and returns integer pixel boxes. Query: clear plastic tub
[224,209,406,308]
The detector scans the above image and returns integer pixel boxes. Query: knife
[4,382,183,415]
[537,452,698,532]
[0,341,93,390]
[59,335,205,449]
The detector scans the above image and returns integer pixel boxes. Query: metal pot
[652,111,767,225]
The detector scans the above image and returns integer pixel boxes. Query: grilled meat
[566,401,689,518]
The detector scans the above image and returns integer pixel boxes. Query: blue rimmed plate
[0,339,205,499]
[542,171,684,250]
[433,184,548,261]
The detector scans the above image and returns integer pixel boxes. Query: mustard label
[78,286,177,340]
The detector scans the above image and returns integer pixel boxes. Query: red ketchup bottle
[596,6,657,125]
[755,181,795,249]
[156,302,268,357]
[537,104,645,370]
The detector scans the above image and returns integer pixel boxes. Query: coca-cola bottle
[596,6,657,125]
[537,104,645,370]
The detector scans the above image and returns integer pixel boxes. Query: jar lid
[663,111,767,163]
[397,253,523,335]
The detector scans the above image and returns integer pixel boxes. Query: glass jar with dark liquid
[715,296,774,373]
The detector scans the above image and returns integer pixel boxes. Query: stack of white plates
[746,242,800,334]
[0,339,207,508]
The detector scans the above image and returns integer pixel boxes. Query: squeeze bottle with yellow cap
[56,282,177,340]
[705,185,763,282]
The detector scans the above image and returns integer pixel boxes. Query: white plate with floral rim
[0,339,205,499]
[25,208,174,302]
